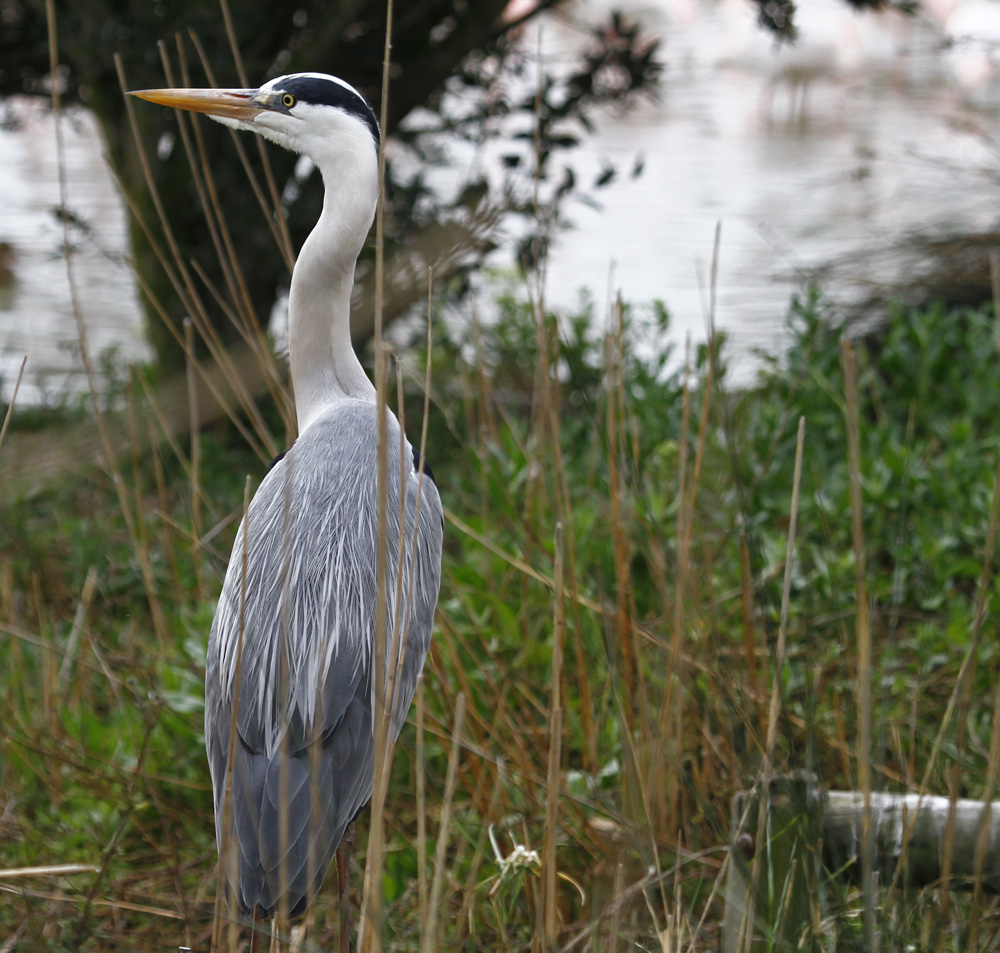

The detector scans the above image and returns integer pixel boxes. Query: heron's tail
[222,742,348,919]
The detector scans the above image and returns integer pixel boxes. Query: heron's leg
[336,822,357,953]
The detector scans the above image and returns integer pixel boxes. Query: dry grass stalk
[606,294,635,713]
[359,6,396,948]
[659,336,693,838]
[185,318,206,603]
[968,250,1000,950]
[937,438,1000,947]
[416,677,428,940]
[966,685,1000,949]
[0,864,99,880]
[421,693,466,953]
[415,268,435,946]
[0,356,26,454]
[840,337,874,950]
[740,415,805,953]
[542,521,566,949]
[56,566,98,693]
[607,861,625,953]
[210,475,251,953]
[991,250,1000,360]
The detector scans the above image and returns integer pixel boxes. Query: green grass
[2,287,1000,950]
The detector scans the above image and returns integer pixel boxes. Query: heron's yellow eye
[282,93,296,108]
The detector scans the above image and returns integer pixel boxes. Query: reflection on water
[0,98,149,403]
[538,0,1000,378]
[2,0,1000,400]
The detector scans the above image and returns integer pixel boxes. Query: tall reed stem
[841,338,873,952]
[360,3,395,949]
[542,522,565,949]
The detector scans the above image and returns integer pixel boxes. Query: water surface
[2,0,998,400]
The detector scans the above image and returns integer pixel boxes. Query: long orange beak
[128,87,270,122]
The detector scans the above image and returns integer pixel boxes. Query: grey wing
[204,402,443,919]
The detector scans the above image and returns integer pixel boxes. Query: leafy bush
[2,287,998,949]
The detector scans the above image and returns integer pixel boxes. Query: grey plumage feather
[206,399,443,917]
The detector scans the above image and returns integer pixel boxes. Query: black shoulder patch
[279,76,380,151]
[411,446,436,487]
[267,448,289,472]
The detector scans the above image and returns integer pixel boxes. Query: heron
[130,74,444,950]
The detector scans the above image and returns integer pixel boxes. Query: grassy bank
[2,288,999,950]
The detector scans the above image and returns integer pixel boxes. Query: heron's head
[130,72,380,170]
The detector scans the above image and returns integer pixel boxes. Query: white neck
[288,153,378,432]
